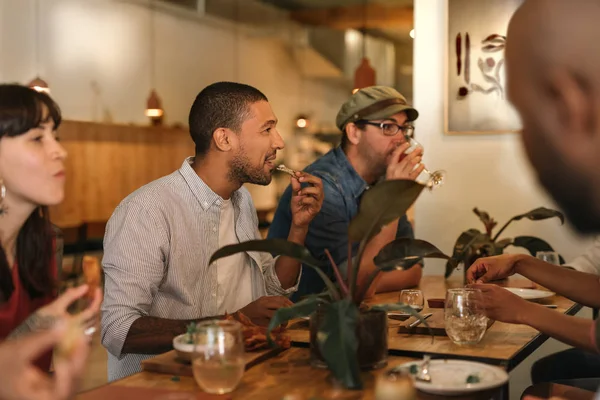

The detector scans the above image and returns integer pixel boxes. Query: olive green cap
[335,86,419,131]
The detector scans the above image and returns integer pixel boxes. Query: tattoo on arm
[7,313,57,339]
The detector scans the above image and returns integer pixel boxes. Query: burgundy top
[0,260,57,370]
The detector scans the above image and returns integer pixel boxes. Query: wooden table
[80,275,581,399]
[95,347,503,400]
[288,275,582,371]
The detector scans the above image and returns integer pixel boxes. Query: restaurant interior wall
[0,0,357,212]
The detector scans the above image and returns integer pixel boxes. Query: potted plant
[210,180,455,389]
[445,207,565,281]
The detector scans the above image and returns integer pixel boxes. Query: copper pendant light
[28,0,50,94]
[352,0,376,93]
[145,0,164,125]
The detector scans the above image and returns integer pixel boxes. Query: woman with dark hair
[0,84,101,371]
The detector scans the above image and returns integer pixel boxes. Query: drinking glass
[536,251,560,265]
[192,320,245,394]
[399,289,425,313]
[444,288,487,345]
[404,136,446,190]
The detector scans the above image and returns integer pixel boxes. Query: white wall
[0,0,348,139]
[413,0,593,276]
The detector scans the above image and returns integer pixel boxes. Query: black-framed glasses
[357,120,415,138]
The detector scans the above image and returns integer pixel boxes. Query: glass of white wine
[191,320,245,395]
[403,135,446,190]
[399,289,425,313]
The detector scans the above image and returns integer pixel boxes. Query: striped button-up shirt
[101,157,299,381]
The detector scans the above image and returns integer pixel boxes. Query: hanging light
[28,76,50,94]
[28,0,50,94]
[295,114,309,129]
[353,58,376,93]
[352,0,376,93]
[145,90,164,117]
[145,0,164,125]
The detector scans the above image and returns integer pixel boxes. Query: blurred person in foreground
[465,1,600,398]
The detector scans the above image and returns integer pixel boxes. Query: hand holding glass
[444,288,488,345]
[403,134,446,190]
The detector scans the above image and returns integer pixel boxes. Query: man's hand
[466,254,523,284]
[386,142,425,181]
[238,296,293,327]
[290,172,323,229]
[0,325,90,400]
[468,283,533,324]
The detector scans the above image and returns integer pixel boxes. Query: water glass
[399,289,425,313]
[192,320,245,394]
[536,251,560,265]
[444,288,487,345]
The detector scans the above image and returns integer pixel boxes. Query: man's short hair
[189,82,268,156]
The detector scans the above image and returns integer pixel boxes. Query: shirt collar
[332,146,370,199]
[178,157,240,211]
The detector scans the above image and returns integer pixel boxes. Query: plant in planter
[210,180,456,389]
[445,207,565,281]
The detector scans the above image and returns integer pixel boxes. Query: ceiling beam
[289,3,413,30]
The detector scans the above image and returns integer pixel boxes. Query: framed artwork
[445,0,523,135]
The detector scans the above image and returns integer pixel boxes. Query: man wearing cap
[268,86,425,301]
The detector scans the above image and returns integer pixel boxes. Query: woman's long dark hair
[0,84,62,303]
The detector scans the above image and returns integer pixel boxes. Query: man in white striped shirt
[101,82,324,380]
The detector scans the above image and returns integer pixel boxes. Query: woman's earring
[0,180,7,216]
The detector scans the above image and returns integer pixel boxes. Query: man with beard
[101,82,324,380]
[465,0,600,395]
[268,86,424,301]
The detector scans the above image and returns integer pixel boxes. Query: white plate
[504,287,555,300]
[397,359,509,395]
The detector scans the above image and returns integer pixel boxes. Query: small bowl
[427,298,445,308]
[172,334,206,362]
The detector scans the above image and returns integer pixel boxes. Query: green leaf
[445,229,481,278]
[266,296,323,347]
[492,207,564,242]
[348,180,425,242]
[511,236,565,264]
[512,207,565,224]
[373,238,454,270]
[209,239,340,300]
[495,238,513,250]
[473,208,497,235]
[317,299,362,389]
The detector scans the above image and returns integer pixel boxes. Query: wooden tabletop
[287,275,581,370]
[98,347,503,400]
[78,275,580,399]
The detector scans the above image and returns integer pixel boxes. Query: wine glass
[191,320,245,394]
[536,251,560,265]
[444,288,488,345]
[404,137,446,190]
[399,289,425,313]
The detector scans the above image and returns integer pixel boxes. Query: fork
[416,354,432,383]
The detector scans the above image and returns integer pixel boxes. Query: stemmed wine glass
[403,133,446,190]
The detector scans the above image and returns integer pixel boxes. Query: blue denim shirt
[267,146,416,302]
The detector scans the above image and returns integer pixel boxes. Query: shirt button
[203,201,208,207]
[212,226,217,232]
[212,293,216,297]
